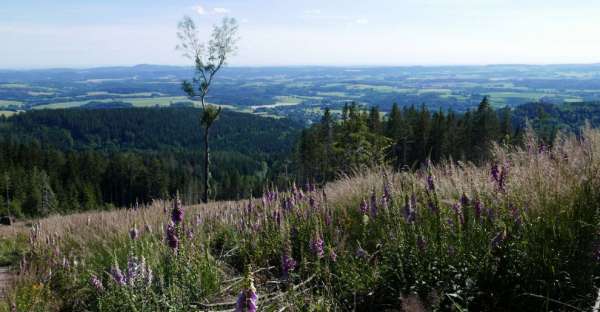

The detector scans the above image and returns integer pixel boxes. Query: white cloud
[355,18,369,25]
[194,5,206,15]
[213,7,230,14]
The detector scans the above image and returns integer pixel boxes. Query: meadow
[1,126,599,311]
[4,65,600,123]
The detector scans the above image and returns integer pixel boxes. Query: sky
[1,0,600,69]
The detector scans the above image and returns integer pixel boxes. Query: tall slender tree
[177,16,240,203]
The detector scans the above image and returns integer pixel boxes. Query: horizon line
[2,62,600,71]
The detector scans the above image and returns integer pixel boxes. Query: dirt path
[0,267,12,298]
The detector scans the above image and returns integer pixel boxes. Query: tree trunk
[203,125,210,203]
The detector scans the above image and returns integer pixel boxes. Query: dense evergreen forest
[0,107,301,217]
[295,99,600,182]
[0,100,597,218]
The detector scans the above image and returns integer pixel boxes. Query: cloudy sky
[1,0,600,68]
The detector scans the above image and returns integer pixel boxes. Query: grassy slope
[1,128,600,311]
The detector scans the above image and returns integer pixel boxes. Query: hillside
[0,108,302,216]
[1,127,598,311]
[4,64,600,122]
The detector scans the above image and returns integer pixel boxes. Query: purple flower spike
[426,175,435,192]
[329,249,337,262]
[355,247,368,259]
[360,199,369,215]
[236,270,258,312]
[90,274,104,292]
[403,196,416,224]
[110,265,126,286]
[460,193,470,207]
[474,200,482,222]
[281,253,297,278]
[310,235,325,259]
[166,222,179,251]
[370,190,378,217]
[171,194,184,225]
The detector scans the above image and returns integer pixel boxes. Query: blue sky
[1,0,600,68]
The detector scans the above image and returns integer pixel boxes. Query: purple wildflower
[324,213,332,226]
[452,203,464,226]
[171,194,184,225]
[90,274,104,292]
[486,207,495,223]
[126,256,153,287]
[359,199,369,215]
[491,163,508,191]
[356,247,368,259]
[309,196,316,210]
[370,190,378,217]
[383,181,391,201]
[236,271,258,312]
[426,175,435,192]
[491,164,500,182]
[310,235,325,259]
[166,222,179,251]
[403,196,416,224]
[329,249,337,262]
[281,253,297,278]
[427,199,438,214]
[474,200,482,222]
[110,265,126,286]
[460,193,470,207]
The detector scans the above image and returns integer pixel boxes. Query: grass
[0,84,28,89]
[0,111,16,117]
[0,100,22,108]
[1,127,599,311]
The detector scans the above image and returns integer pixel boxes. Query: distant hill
[513,101,600,132]
[1,107,302,154]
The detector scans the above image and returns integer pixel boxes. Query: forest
[0,107,301,217]
[1,99,598,218]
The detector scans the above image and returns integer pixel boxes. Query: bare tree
[177,16,239,203]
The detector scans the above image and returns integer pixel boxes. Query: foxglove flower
[426,175,435,192]
[474,200,482,222]
[460,193,470,207]
[171,194,184,224]
[110,265,126,286]
[90,274,104,292]
[370,190,378,217]
[403,196,416,224]
[236,270,258,312]
[166,222,179,251]
[329,249,337,262]
[356,247,368,259]
[310,235,324,259]
[360,199,369,215]
[452,203,464,226]
[281,253,297,278]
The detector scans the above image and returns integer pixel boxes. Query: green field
[0,100,22,107]
[0,110,16,117]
